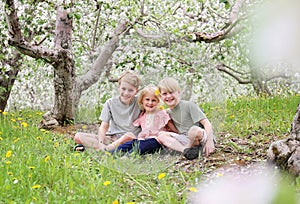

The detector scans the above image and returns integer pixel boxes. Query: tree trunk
[0,51,22,111]
[250,67,271,96]
[5,1,129,129]
[267,100,300,176]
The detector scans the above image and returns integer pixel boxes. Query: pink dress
[133,110,171,139]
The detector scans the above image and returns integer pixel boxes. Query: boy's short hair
[118,70,140,89]
[158,77,180,92]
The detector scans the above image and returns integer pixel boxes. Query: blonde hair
[118,70,140,89]
[158,77,180,93]
[137,85,161,111]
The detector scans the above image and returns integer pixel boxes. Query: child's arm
[200,119,215,157]
[166,120,179,133]
[98,121,109,143]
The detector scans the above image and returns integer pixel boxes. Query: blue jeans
[110,138,162,155]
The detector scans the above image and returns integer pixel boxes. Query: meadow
[1,95,299,203]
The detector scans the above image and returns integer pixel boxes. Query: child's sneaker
[183,145,201,160]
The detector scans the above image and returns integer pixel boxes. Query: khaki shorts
[168,127,207,146]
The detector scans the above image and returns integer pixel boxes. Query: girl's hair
[118,70,140,89]
[158,77,180,93]
[137,85,161,111]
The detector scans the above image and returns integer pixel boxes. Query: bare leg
[74,132,106,151]
[157,132,186,153]
[187,126,206,148]
[105,133,135,151]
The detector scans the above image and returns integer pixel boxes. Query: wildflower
[112,200,119,204]
[188,187,198,192]
[158,173,166,180]
[216,173,224,177]
[127,202,135,204]
[44,156,50,162]
[103,181,111,186]
[13,178,19,184]
[6,150,12,158]
[0,131,2,135]
[40,129,46,132]
[11,119,16,122]
[21,122,28,128]
[159,105,165,110]
[7,172,13,175]
[29,166,35,170]
[155,89,160,96]
[2,111,8,115]
[82,125,87,129]
[13,138,20,143]
[6,161,12,165]
[36,136,42,140]
[32,185,41,189]
[54,142,59,148]
[0,137,3,141]
[17,117,22,121]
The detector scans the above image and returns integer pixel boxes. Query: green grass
[1,95,299,203]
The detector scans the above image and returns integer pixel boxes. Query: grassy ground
[0,95,299,203]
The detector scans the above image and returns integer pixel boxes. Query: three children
[74,71,215,159]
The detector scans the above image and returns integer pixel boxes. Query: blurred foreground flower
[188,187,198,192]
[103,181,111,186]
[44,156,50,162]
[158,173,166,180]
[6,150,12,158]
[32,185,41,189]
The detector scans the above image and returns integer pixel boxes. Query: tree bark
[0,51,22,111]
[267,100,300,176]
[4,1,129,128]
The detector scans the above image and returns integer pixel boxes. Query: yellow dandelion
[36,136,42,140]
[17,117,22,121]
[32,185,41,189]
[29,166,35,170]
[44,156,50,162]
[112,200,119,204]
[6,150,12,158]
[0,137,3,141]
[11,119,16,122]
[40,129,46,132]
[21,122,28,128]
[158,173,166,180]
[155,89,160,96]
[6,161,12,165]
[103,181,111,186]
[216,173,224,177]
[28,174,32,178]
[2,111,8,115]
[54,142,59,148]
[127,202,135,204]
[13,138,20,143]
[159,105,165,110]
[188,187,198,192]
[82,125,87,129]
[7,172,13,175]
[104,151,112,156]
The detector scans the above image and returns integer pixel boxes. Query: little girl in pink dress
[110,85,178,155]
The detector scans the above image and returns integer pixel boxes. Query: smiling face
[141,92,160,113]
[159,89,180,109]
[118,81,138,105]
